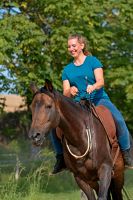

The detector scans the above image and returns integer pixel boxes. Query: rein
[65,99,94,159]
[65,128,92,159]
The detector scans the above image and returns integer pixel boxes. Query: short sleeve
[62,68,68,81]
[92,56,103,70]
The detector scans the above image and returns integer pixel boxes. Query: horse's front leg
[98,163,112,200]
[74,176,96,200]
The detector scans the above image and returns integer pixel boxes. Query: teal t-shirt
[62,56,109,102]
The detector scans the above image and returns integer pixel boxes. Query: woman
[51,33,133,174]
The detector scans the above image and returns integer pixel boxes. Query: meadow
[0,159,80,200]
[0,140,133,200]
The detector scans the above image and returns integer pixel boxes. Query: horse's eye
[45,105,52,109]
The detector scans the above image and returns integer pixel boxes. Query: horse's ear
[30,82,38,94]
[45,79,53,92]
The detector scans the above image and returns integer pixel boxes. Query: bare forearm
[63,89,71,97]
[93,80,104,90]
[93,68,104,90]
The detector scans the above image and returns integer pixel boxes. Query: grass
[0,165,133,200]
[23,191,80,200]
[0,142,133,200]
[0,154,80,200]
[0,169,80,200]
[123,169,133,199]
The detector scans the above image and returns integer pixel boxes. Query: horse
[29,80,125,200]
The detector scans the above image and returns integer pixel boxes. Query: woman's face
[67,38,84,58]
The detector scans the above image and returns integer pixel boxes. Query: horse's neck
[57,96,88,145]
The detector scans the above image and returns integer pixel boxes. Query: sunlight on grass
[23,191,80,200]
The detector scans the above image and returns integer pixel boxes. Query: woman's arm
[86,68,104,94]
[63,80,78,97]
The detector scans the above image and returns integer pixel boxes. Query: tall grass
[0,141,133,200]
[0,165,133,200]
[0,158,79,200]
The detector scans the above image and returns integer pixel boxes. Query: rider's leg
[94,98,133,169]
[49,129,66,174]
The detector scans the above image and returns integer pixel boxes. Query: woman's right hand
[70,86,78,96]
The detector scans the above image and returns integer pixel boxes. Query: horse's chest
[65,154,98,180]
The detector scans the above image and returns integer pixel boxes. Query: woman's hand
[70,86,78,96]
[63,80,78,97]
[86,68,104,94]
[86,84,96,94]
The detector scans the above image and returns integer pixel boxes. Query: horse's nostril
[32,132,41,139]
[36,132,41,137]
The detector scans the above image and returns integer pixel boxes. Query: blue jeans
[94,98,130,151]
[49,129,63,155]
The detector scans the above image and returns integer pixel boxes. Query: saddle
[92,104,118,147]
[91,104,121,165]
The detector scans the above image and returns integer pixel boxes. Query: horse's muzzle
[29,131,45,146]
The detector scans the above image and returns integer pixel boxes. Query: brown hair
[68,33,91,56]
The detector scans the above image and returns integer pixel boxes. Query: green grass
[0,166,133,200]
[0,142,133,200]
[0,160,80,200]
[123,169,133,199]
[23,191,80,200]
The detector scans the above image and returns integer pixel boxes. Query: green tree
[0,0,133,130]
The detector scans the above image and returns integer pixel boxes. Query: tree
[0,0,133,131]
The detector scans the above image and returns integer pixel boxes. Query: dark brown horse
[29,81,125,200]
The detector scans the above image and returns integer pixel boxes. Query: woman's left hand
[86,84,96,94]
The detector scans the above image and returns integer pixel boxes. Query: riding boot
[122,149,133,169]
[52,154,66,174]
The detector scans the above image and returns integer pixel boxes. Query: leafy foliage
[0,111,31,139]
[0,0,133,131]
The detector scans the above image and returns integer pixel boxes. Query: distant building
[0,94,27,112]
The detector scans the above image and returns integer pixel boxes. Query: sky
[0,7,21,18]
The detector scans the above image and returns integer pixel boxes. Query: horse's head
[29,80,60,146]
